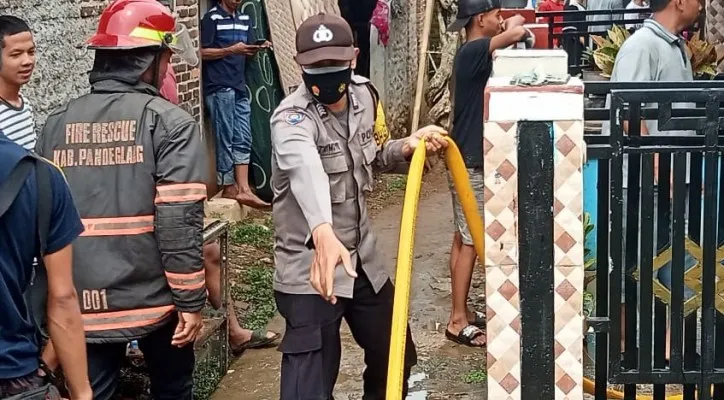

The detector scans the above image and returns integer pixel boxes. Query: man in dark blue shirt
[201,0,270,209]
[444,0,527,347]
[0,133,91,399]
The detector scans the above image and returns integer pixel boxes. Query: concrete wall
[0,0,203,129]
[0,0,102,130]
[171,0,203,121]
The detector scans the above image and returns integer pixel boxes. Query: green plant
[583,213,596,272]
[463,367,487,384]
[583,212,596,318]
[583,291,595,318]
[589,25,631,77]
[230,220,273,250]
[387,175,407,191]
[588,26,718,79]
[193,358,223,400]
[232,262,276,330]
[686,34,718,78]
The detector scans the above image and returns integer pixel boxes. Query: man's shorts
[448,167,485,246]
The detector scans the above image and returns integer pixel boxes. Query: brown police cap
[295,13,355,66]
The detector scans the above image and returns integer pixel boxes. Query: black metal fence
[583,81,724,400]
[534,8,701,75]
[537,8,649,44]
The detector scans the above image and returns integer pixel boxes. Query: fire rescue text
[54,120,143,167]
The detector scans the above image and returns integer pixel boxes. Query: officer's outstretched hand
[310,223,357,304]
[172,311,203,347]
[402,125,449,158]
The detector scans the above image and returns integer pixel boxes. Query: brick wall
[0,0,203,127]
[171,0,203,122]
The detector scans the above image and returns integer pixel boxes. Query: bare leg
[449,232,476,323]
[234,164,270,209]
[447,232,485,346]
[220,184,238,200]
[203,242,276,347]
[665,323,671,361]
[449,231,461,280]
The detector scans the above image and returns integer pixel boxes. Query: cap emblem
[312,24,334,43]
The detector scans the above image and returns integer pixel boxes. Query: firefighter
[270,13,449,398]
[35,0,207,398]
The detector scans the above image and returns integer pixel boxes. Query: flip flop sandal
[469,310,485,329]
[445,325,486,348]
[231,329,281,356]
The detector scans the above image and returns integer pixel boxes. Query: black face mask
[302,67,353,105]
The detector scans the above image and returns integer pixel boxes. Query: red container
[523,23,551,49]
[500,8,535,24]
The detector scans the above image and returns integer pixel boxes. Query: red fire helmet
[84,0,198,66]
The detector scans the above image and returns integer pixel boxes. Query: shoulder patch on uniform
[284,111,305,125]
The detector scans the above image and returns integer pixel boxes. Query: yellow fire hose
[385,137,702,400]
[386,137,484,399]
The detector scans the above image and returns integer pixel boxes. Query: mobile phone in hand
[253,39,267,46]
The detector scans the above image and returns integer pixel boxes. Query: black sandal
[445,325,486,347]
[469,310,485,329]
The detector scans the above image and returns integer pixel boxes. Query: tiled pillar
[483,62,585,400]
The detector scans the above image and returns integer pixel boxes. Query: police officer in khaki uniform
[270,13,449,399]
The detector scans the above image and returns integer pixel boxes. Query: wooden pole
[411,0,436,134]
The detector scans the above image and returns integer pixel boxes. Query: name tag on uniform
[360,128,373,146]
[318,141,342,158]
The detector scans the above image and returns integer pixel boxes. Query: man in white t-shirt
[0,16,36,150]
[625,0,650,30]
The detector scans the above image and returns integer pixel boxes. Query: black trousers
[86,317,194,400]
[276,269,417,400]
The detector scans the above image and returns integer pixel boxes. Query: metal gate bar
[582,83,724,399]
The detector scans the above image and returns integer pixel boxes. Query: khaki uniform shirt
[270,75,408,298]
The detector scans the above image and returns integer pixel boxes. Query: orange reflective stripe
[80,215,154,237]
[82,305,175,331]
[155,183,207,204]
[165,270,206,291]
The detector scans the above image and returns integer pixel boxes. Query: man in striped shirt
[0,16,36,150]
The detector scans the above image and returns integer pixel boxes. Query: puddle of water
[406,390,428,400]
[408,372,427,388]
[406,373,428,399]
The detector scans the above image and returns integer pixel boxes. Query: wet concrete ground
[212,172,487,399]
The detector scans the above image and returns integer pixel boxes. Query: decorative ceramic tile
[554,266,584,400]
[483,121,519,267]
[487,265,522,400]
[553,120,585,267]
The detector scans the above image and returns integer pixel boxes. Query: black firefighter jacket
[36,79,208,343]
